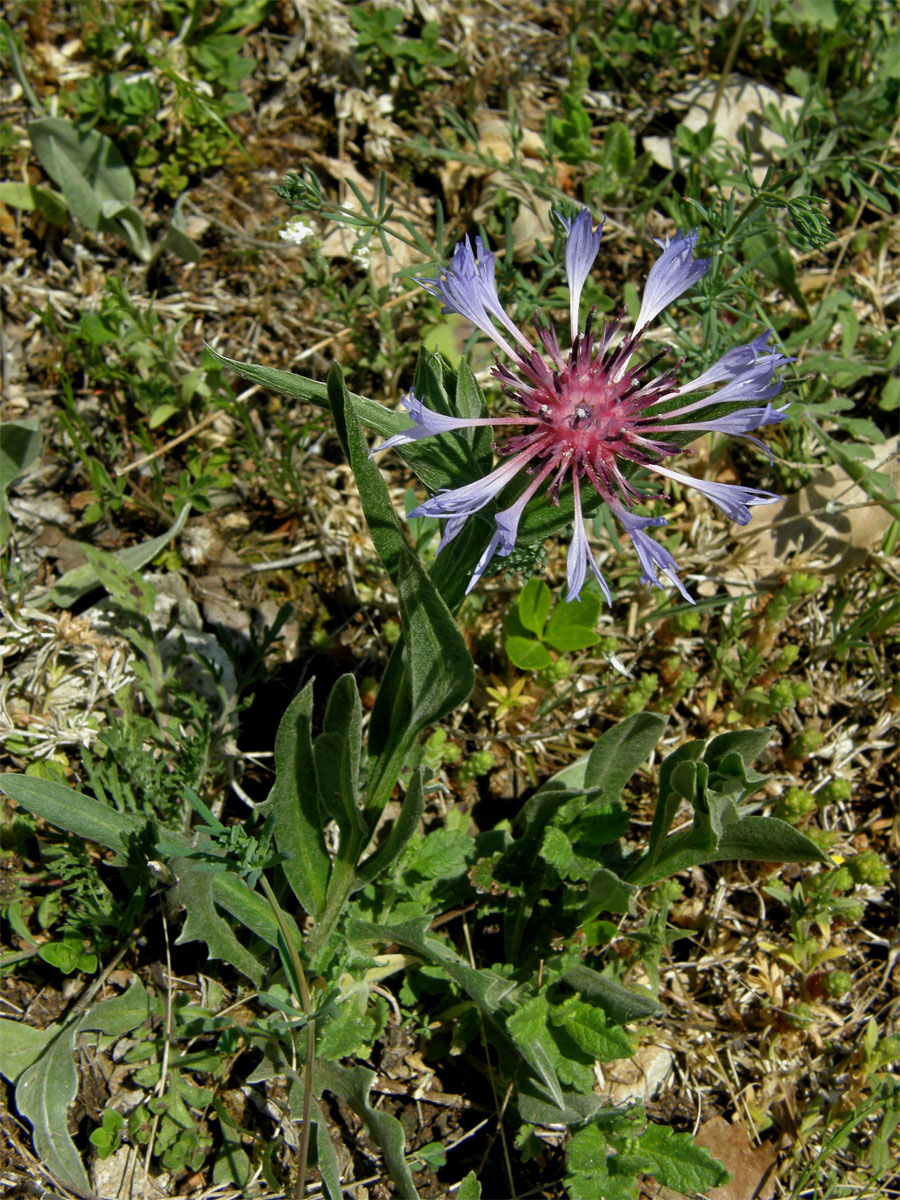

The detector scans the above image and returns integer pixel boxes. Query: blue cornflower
[372,210,790,603]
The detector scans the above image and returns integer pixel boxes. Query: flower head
[373,210,791,602]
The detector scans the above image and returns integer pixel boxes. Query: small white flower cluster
[279,216,316,246]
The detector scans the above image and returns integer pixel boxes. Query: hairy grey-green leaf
[269,680,330,918]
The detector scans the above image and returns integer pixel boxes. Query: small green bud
[769,679,796,712]
[775,643,801,671]
[816,779,852,806]
[775,786,816,822]
[806,828,838,852]
[829,866,854,893]
[848,850,889,887]
[672,609,702,633]
[876,1035,900,1066]
[788,573,820,597]
[825,970,852,999]
[791,681,811,702]
[458,750,495,784]
[790,729,824,757]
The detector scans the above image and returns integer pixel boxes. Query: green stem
[258,875,315,1200]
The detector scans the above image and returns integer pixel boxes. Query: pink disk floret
[372,209,791,602]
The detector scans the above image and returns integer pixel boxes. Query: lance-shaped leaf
[328,363,473,784]
[268,680,330,919]
[353,766,426,889]
[28,117,151,260]
[313,674,366,840]
[11,979,150,1194]
[0,774,143,860]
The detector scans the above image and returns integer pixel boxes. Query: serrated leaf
[170,857,265,985]
[565,1125,635,1200]
[269,680,330,919]
[315,1061,420,1199]
[507,995,548,1044]
[637,1122,730,1192]
[317,1000,378,1061]
[456,1171,482,1200]
[551,996,634,1062]
[539,827,574,873]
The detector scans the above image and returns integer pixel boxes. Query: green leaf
[543,590,603,652]
[348,916,518,1013]
[507,994,548,1044]
[539,827,574,873]
[203,346,400,437]
[354,767,426,889]
[46,503,192,608]
[0,1020,53,1084]
[585,711,668,799]
[454,358,492,470]
[209,870,289,950]
[28,117,150,259]
[314,674,365,838]
[517,578,553,637]
[269,680,330,919]
[636,1122,730,1192]
[633,814,828,886]
[311,1096,344,1200]
[318,999,379,1060]
[0,419,43,541]
[169,857,265,986]
[505,635,553,670]
[0,774,143,859]
[15,1025,89,1192]
[565,1125,633,1200]
[518,1085,609,1129]
[0,18,43,113]
[585,866,638,916]
[561,964,663,1022]
[0,419,42,488]
[14,979,150,1195]
[456,1171,482,1200]
[603,120,636,177]
[315,1061,420,1200]
[329,363,473,784]
[551,996,634,1062]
